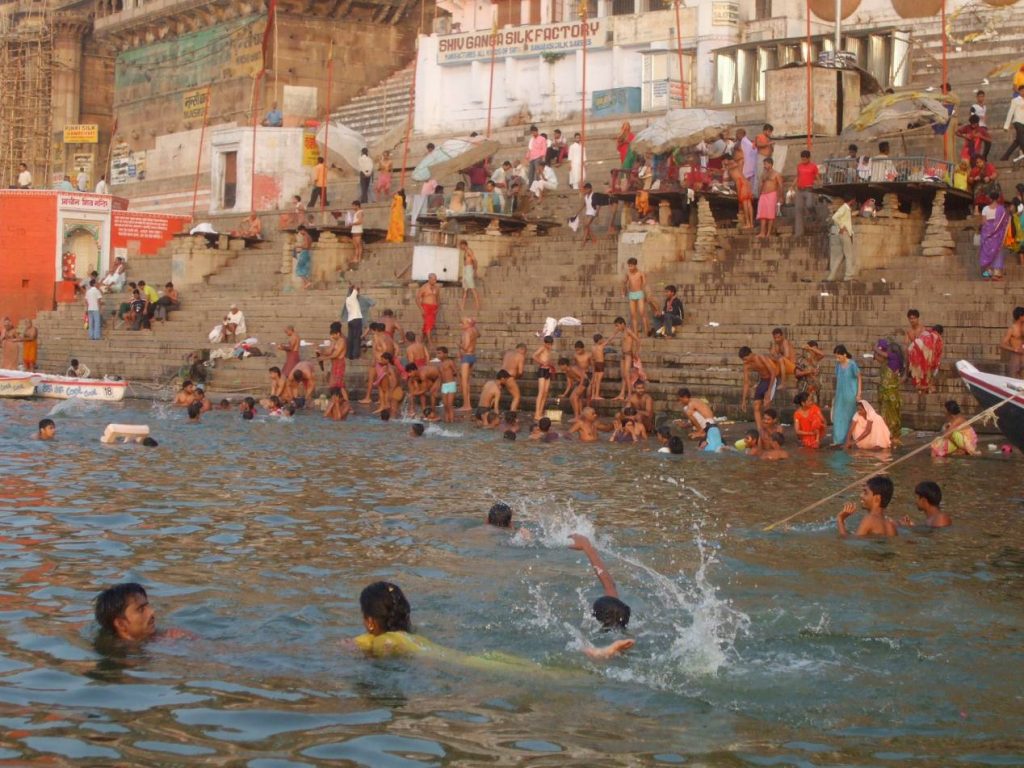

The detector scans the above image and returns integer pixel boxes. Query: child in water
[900,481,951,528]
[354,581,633,664]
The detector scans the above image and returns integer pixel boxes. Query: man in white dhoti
[568,132,586,190]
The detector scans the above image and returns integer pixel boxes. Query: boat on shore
[0,370,40,398]
[956,360,1024,452]
[0,369,128,402]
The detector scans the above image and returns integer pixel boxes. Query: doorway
[223,151,237,209]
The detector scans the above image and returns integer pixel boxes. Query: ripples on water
[1,398,1022,765]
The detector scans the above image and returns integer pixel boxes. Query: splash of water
[424,424,461,438]
[46,397,103,418]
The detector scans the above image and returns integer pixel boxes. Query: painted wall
[0,193,59,323]
[209,126,310,214]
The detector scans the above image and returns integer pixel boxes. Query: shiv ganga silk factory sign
[437,20,606,65]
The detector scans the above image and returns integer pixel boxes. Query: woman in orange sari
[385,190,405,243]
[792,392,826,448]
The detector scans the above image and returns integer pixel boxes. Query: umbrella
[412,138,502,182]
[314,120,367,170]
[841,91,956,140]
[632,109,738,155]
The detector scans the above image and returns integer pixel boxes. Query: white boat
[34,374,128,402]
[956,360,1024,452]
[0,370,40,398]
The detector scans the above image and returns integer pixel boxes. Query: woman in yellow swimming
[354,581,633,671]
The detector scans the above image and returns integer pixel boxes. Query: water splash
[424,424,461,438]
[46,397,103,418]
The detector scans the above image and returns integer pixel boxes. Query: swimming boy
[325,386,352,421]
[900,481,951,528]
[627,379,655,433]
[739,346,779,423]
[37,418,56,440]
[173,380,197,407]
[622,257,649,337]
[478,370,512,412]
[94,582,191,643]
[532,336,556,421]
[410,423,425,437]
[500,343,527,411]
[756,408,788,461]
[568,533,633,632]
[437,346,458,423]
[405,362,442,413]
[837,475,899,537]
[186,401,203,422]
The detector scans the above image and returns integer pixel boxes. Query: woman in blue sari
[832,344,862,445]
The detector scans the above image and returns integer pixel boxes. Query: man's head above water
[95,582,156,642]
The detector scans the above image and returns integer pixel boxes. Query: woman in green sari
[874,339,904,444]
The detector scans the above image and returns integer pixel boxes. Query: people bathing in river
[837,476,899,538]
[931,400,979,457]
[844,400,891,451]
[568,534,634,635]
[901,481,951,529]
[792,392,826,449]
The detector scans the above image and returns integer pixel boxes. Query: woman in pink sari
[906,324,944,393]
[844,400,891,450]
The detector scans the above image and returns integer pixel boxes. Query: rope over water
[762,386,1022,532]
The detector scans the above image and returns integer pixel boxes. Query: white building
[414,0,1024,133]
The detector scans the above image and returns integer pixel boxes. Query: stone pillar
[51,18,88,136]
[692,197,718,262]
[921,190,955,257]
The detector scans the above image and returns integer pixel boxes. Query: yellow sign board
[302,130,319,167]
[63,124,99,143]
[183,88,209,120]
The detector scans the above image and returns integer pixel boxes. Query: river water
[0,398,1022,766]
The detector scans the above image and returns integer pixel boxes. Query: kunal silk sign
[63,124,99,143]
[437,20,605,65]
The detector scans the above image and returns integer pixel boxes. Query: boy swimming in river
[94,582,191,643]
[568,534,632,630]
[837,475,899,538]
[37,419,56,441]
[900,481,951,529]
[353,581,632,664]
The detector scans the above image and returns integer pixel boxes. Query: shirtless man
[173,380,197,407]
[318,323,349,400]
[380,309,403,341]
[622,257,649,337]
[739,346,779,423]
[627,379,655,433]
[458,317,479,412]
[325,386,352,421]
[674,388,716,440]
[757,158,783,240]
[437,346,458,423]
[375,352,403,415]
[568,406,600,442]
[405,332,429,369]
[557,357,588,420]
[573,340,593,385]
[999,306,1024,377]
[416,274,441,344]
[405,362,442,412]
[532,335,556,421]
[500,343,527,412]
[478,370,512,412]
[232,212,262,239]
[589,332,617,401]
[837,476,899,538]
[612,317,641,401]
[905,308,925,346]
[360,323,395,404]
[768,327,797,389]
[288,362,317,406]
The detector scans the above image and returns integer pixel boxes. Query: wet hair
[593,595,631,629]
[807,340,819,348]
[285,403,297,416]
[623,407,638,417]
[771,327,783,335]
[907,308,920,319]
[593,334,603,343]
[665,284,677,294]
[914,481,942,507]
[292,369,306,382]
[558,356,571,366]
[38,418,54,431]
[613,317,625,325]
[944,400,961,415]
[794,392,809,406]
[328,386,342,398]
[932,324,944,336]
[380,409,391,421]
[738,346,752,358]
[405,331,416,342]
[833,344,850,357]
[538,417,551,432]
[244,397,256,407]
[405,362,418,372]
[423,407,434,418]
[360,581,411,632]
[141,436,159,446]
[763,408,778,420]
[543,335,554,344]
[219,399,230,407]
[668,436,684,454]
[242,410,254,421]
[504,411,518,424]
[745,429,760,442]
[487,502,513,527]
[472,407,486,421]
[657,426,671,440]
[574,340,585,349]
[437,346,448,355]
[383,309,394,317]
[269,395,281,407]
[866,476,894,508]
[677,388,691,399]
[269,366,281,375]
[503,430,517,440]
[181,380,193,390]
[95,583,147,634]
[411,423,425,436]
[187,401,202,419]
[627,257,638,266]
[330,321,342,334]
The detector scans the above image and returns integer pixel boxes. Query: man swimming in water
[37,419,56,440]
[837,475,899,538]
[567,406,601,442]
[568,533,632,630]
[94,583,191,642]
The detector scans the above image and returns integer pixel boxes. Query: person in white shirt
[94,175,109,195]
[827,196,857,282]
[17,163,32,189]
[66,358,91,378]
[85,278,104,340]
[76,168,89,191]
[738,130,756,184]
[970,90,990,160]
[567,132,586,190]
[490,160,511,213]
[1001,84,1024,163]
[529,160,558,199]
[221,303,247,343]
[344,286,363,360]
[571,182,600,245]
[358,148,374,204]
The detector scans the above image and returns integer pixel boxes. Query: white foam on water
[424,424,460,438]
[46,397,102,417]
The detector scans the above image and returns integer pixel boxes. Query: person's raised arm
[568,534,618,598]
[837,502,856,537]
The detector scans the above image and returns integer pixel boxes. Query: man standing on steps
[526,125,547,184]
[739,346,778,425]
[85,278,103,341]
[500,343,527,412]
[308,156,329,209]
[457,317,479,412]
[416,273,441,344]
[826,196,857,282]
[737,128,756,194]
[358,148,374,204]
[756,158,782,241]
[753,123,774,196]
[791,150,819,237]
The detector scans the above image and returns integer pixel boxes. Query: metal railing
[821,156,952,186]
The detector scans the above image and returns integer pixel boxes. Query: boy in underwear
[500,343,527,412]
[532,336,556,421]
[261,367,287,408]
[405,362,441,413]
[613,317,641,401]
[589,332,617,401]
[404,332,429,370]
[173,380,197,407]
[458,317,479,412]
[557,357,588,420]
[622,257,649,337]
[359,323,392,404]
[837,475,899,538]
[325,386,351,420]
[288,363,317,407]
[478,370,512,413]
[900,481,951,529]
[437,347,459,423]
[674,388,715,440]
[739,346,778,424]
[568,533,632,630]
[768,327,797,389]
[756,408,788,460]
[573,340,593,383]
[568,406,600,442]
[473,407,502,429]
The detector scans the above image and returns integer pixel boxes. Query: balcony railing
[820,156,952,186]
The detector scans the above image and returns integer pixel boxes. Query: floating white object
[101,423,150,444]
[708,322,720,327]
[820,292,830,297]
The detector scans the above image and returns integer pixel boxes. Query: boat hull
[0,375,38,398]
[34,378,127,402]
[956,360,1024,452]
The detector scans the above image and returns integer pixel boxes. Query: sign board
[110,143,146,185]
[437,20,605,65]
[183,87,209,120]
[302,129,319,166]
[111,210,188,255]
[712,1,739,25]
[57,192,112,212]
[63,124,99,143]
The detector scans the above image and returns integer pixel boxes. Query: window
[755,0,771,19]
[611,0,634,16]
[496,0,521,28]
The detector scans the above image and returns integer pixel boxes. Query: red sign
[111,211,188,255]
